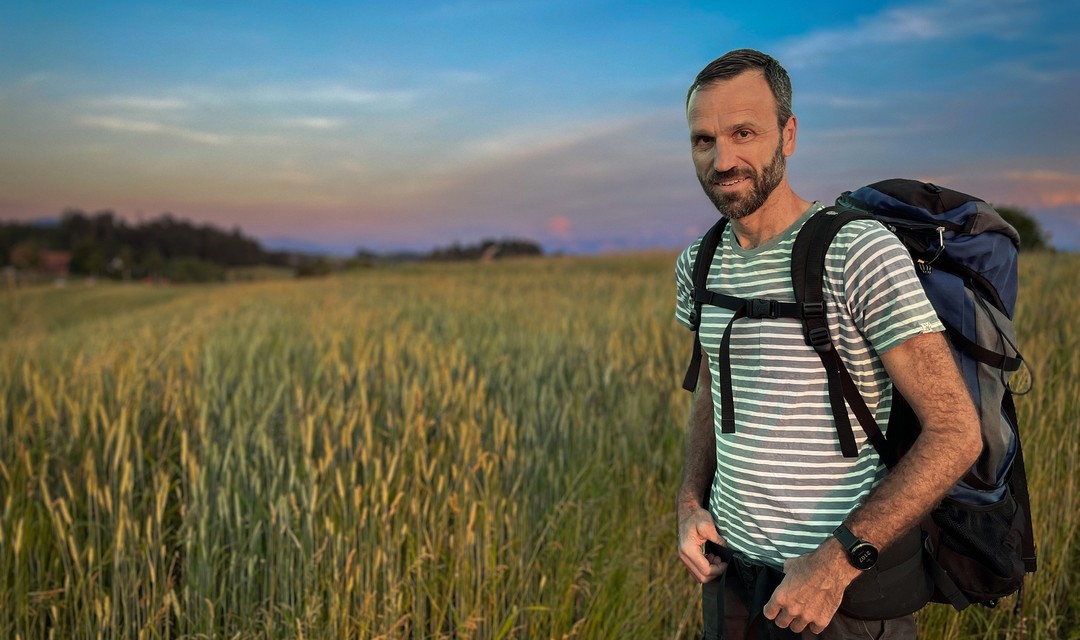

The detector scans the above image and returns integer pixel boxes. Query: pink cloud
[999,170,1080,207]
[546,215,572,238]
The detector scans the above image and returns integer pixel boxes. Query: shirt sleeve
[833,221,944,354]
[674,239,700,330]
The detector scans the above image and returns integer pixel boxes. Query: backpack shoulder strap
[790,207,897,464]
[682,217,729,392]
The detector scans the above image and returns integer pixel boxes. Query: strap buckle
[747,298,780,319]
[802,302,824,320]
[807,326,833,353]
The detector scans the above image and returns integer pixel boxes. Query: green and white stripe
[675,203,942,567]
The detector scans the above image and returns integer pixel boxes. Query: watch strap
[832,523,859,551]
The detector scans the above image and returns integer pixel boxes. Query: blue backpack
[682,179,1036,614]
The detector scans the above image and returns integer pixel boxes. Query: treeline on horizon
[0,210,545,283]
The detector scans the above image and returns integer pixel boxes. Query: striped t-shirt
[674,202,943,568]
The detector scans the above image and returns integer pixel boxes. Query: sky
[1,0,1078,255]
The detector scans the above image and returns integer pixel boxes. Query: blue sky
[1,0,1077,254]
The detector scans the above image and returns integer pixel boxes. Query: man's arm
[764,331,983,634]
[677,350,727,583]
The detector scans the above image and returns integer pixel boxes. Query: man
[674,49,983,638]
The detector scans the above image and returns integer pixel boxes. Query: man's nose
[712,140,738,174]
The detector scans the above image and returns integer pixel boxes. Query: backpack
[681,178,1036,613]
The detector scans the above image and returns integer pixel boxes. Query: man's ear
[782,115,797,157]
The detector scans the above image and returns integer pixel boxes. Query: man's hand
[678,504,727,583]
[677,351,725,583]
[762,539,859,634]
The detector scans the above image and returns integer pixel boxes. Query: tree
[71,238,107,275]
[996,205,1051,252]
[141,249,166,279]
[10,240,43,270]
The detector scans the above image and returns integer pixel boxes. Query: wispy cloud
[90,95,189,110]
[20,72,57,87]
[270,169,320,186]
[459,114,660,165]
[280,117,346,130]
[1002,170,1080,207]
[993,60,1075,85]
[79,82,415,114]
[77,116,232,145]
[798,94,884,109]
[778,0,1038,66]
[251,83,415,107]
[801,122,938,142]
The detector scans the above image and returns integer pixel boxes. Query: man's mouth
[714,176,748,187]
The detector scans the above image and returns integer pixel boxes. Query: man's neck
[729,186,813,250]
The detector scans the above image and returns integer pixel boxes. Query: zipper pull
[926,226,946,265]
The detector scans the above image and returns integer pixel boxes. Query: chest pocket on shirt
[697,306,769,382]
[754,317,822,382]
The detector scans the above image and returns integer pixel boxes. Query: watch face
[851,542,878,570]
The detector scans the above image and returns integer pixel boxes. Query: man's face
[686,72,795,220]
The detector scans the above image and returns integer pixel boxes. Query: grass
[0,251,1076,639]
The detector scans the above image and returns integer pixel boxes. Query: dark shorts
[702,578,917,639]
[701,545,917,640]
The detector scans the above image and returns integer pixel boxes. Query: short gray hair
[686,49,793,129]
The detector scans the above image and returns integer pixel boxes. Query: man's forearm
[843,332,983,550]
[678,356,716,518]
[845,423,977,550]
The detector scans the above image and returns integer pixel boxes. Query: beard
[697,140,786,220]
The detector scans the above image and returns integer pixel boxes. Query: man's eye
[693,136,714,147]
[735,130,753,140]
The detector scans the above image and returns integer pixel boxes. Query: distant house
[41,250,72,277]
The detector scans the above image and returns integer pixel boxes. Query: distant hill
[427,238,543,261]
[1,210,546,283]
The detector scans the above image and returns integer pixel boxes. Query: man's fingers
[765,588,831,634]
[703,553,727,580]
[762,597,780,621]
[679,546,727,583]
[772,611,795,630]
[679,545,711,581]
[677,508,726,582]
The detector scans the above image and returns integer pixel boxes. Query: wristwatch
[833,523,878,571]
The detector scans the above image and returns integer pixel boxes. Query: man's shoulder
[831,216,889,240]
[827,217,904,258]
[675,233,708,280]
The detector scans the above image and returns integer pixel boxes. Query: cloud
[1001,170,1080,207]
[798,94,884,109]
[777,0,1038,67]
[91,96,189,110]
[252,84,415,107]
[801,123,938,142]
[270,169,320,186]
[459,114,660,165]
[374,108,699,251]
[21,72,58,87]
[546,215,572,238]
[993,61,1075,85]
[280,117,346,130]
[77,116,232,145]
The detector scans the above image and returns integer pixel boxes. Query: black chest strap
[682,209,896,463]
